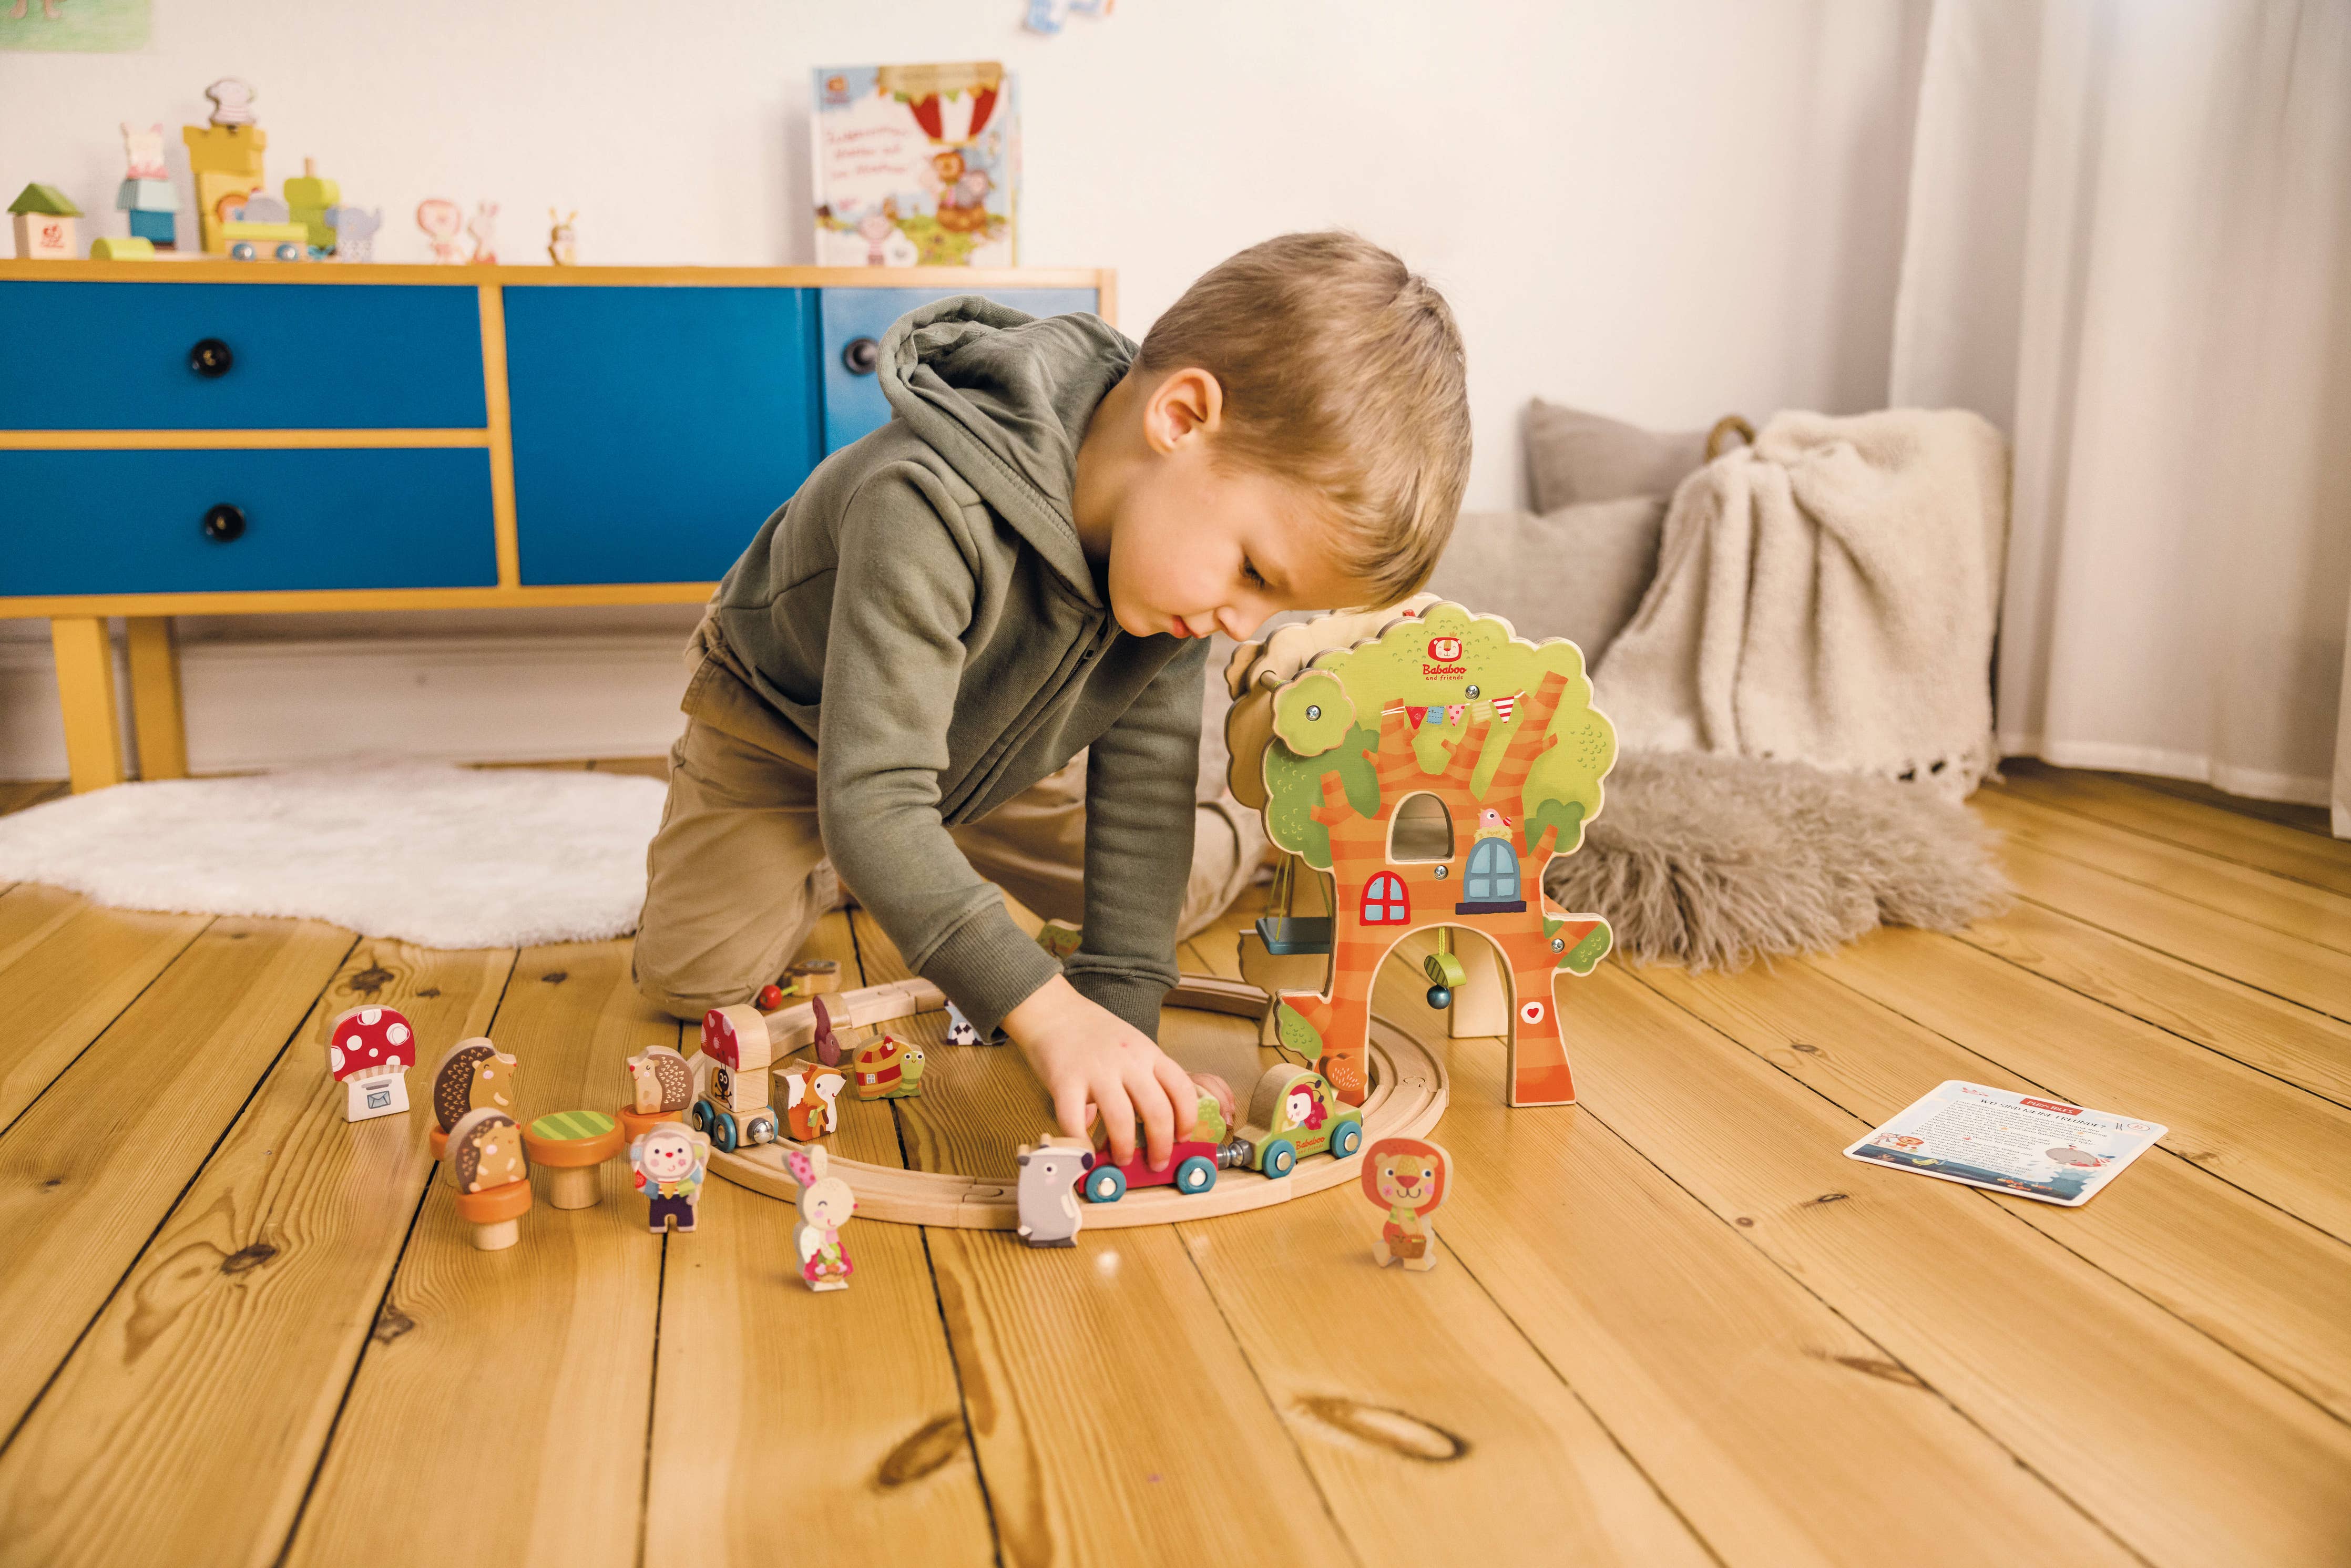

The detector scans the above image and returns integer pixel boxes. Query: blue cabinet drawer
[504,286,823,586]
[0,448,497,596]
[0,282,487,431]
[819,286,1100,453]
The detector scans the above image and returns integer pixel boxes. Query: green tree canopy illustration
[1259,604,1616,870]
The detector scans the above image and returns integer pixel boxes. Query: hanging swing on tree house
[1221,600,1617,1109]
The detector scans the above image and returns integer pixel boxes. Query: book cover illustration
[812,62,1018,268]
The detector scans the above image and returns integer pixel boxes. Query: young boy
[635,231,1470,1174]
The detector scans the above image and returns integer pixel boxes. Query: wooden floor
[1,758,2347,1566]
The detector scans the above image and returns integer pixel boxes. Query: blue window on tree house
[1457,839,1526,914]
[1361,872,1410,925]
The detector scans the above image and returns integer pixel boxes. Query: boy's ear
[1143,367,1224,454]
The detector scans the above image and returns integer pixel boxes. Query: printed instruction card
[1844,1081,2165,1206]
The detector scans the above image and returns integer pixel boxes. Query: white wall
[0,0,1930,777]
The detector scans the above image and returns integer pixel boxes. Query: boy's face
[1077,367,1375,642]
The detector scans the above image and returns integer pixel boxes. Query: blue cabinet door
[0,282,487,430]
[0,448,497,596]
[818,287,1100,452]
[503,286,822,585]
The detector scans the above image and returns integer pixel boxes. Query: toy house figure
[326,1003,416,1122]
[693,1003,781,1151]
[631,1123,710,1235]
[428,1037,520,1160]
[11,185,80,260]
[789,1146,854,1290]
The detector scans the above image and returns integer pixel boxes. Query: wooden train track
[705,975,1450,1228]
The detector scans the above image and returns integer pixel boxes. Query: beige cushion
[1526,399,1708,513]
[1429,498,1665,660]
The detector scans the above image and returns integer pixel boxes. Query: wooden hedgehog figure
[621,1043,693,1138]
[429,1037,520,1159]
[446,1108,533,1251]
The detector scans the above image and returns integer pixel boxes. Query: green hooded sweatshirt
[707,297,1209,1040]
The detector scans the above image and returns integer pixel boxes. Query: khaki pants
[633,654,1264,1021]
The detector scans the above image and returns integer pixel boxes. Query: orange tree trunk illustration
[1276,671,1605,1108]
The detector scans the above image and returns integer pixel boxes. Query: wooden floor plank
[0,882,88,969]
[848,911,1353,1568]
[1978,787,2351,956]
[1815,929,2351,1241]
[0,898,212,1134]
[1549,959,2351,1565]
[282,940,673,1568]
[0,916,355,1433]
[1393,964,2139,1565]
[1956,901,2351,1109]
[1637,957,2351,1424]
[647,913,998,1568]
[1996,764,2351,895]
[1180,934,1718,1566]
[587,756,669,780]
[0,942,513,1568]
[0,780,65,817]
[2002,837,2351,1023]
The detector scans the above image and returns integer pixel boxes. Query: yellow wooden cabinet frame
[2,263,1116,790]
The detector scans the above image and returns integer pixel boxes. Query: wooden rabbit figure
[789,1145,855,1292]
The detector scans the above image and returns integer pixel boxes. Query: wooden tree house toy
[789,1146,855,1290]
[1015,1136,1091,1247]
[780,1060,846,1140]
[631,1123,710,1235]
[621,1044,693,1139]
[429,1037,520,1160]
[445,1108,533,1251]
[9,185,80,260]
[693,1004,781,1152]
[1224,600,1616,1108]
[1362,1136,1453,1272]
[326,1003,415,1122]
[851,1034,925,1102]
[523,1111,624,1210]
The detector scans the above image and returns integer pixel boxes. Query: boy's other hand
[1003,977,1198,1172]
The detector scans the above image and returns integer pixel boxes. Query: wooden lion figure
[1362,1136,1453,1272]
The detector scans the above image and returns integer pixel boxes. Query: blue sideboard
[0,261,1113,790]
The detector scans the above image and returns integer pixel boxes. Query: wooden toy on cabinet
[416,198,467,264]
[943,1001,981,1047]
[547,209,577,265]
[467,201,500,265]
[1231,1064,1363,1178]
[523,1110,624,1210]
[428,1037,520,1160]
[89,237,156,260]
[10,185,80,261]
[788,1146,855,1290]
[1362,1136,1452,1272]
[1015,1136,1090,1247]
[630,1123,710,1235]
[116,123,177,250]
[780,1060,846,1139]
[446,1108,532,1251]
[693,1003,781,1152]
[324,204,381,261]
[1223,601,1616,1109]
[326,1003,415,1121]
[283,156,339,251]
[851,1034,924,1101]
[183,80,265,254]
[621,1043,693,1139]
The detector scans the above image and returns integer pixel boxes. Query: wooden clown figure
[631,1123,710,1235]
[1362,1136,1453,1272]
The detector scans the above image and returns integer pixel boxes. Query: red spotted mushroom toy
[328,1004,416,1122]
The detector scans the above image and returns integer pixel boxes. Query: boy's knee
[631,945,753,1023]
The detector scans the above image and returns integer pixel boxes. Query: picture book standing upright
[812,62,1018,267]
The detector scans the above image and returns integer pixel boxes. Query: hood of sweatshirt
[877,295,1136,605]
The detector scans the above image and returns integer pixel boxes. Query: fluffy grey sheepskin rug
[1544,751,2009,970]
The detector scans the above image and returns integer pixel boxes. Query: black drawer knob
[201,504,246,542]
[841,336,880,376]
[189,337,234,378]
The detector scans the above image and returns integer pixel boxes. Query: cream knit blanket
[1595,409,2009,802]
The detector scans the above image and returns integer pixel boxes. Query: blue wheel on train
[1173,1155,1218,1195]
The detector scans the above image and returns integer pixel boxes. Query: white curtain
[1888,0,2351,832]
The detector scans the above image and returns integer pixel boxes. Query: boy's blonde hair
[1138,232,1470,607]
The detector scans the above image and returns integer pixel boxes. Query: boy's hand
[1003,976,1198,1172]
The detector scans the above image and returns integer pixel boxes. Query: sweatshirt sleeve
[1065,636,1212,1039]
[814,469,1063,1038]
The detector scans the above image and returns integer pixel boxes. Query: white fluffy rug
[0,765,668,949]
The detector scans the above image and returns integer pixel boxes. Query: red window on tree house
[1361,872,1410,925]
